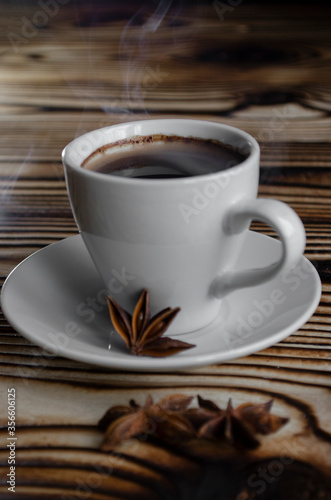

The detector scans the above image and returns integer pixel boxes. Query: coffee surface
[82,135,247,179]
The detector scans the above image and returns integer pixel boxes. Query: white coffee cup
[62,119,305,335]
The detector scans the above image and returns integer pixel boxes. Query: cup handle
[212,198,306,298]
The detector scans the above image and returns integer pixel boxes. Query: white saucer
[1,233,321,372]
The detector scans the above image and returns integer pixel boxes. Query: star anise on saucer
[107,289,195,357]
[99,394,195,451]
[185,396,288,450]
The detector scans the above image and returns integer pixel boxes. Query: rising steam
[119,0,173,112]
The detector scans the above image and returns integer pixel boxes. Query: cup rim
[62,119,260,185]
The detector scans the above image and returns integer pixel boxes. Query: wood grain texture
[0,2,331,499]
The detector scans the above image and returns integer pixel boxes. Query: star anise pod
[99,394,195,451]
[185,396,288,450]
[107,289,195,357]
[236,400,289,435]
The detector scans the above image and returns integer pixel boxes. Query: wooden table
[1,2,331,498]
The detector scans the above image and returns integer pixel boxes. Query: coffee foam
[81,134,246,170]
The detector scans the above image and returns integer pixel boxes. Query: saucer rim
[1,233,322,372]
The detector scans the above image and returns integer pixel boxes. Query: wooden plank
[0,2,331,498]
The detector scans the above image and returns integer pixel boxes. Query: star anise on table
[107,289,195,357]
[98,394,289,459]
[99,394,195,451]
[185,396,289,450]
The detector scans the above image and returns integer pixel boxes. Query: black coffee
[82,134,247,179]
